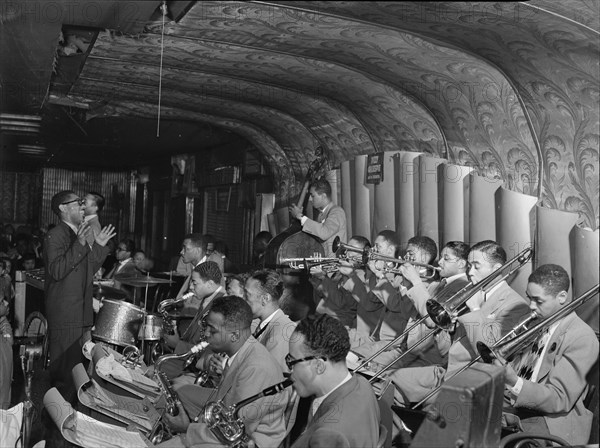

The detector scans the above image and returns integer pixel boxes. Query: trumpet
[356,246,534,382]
[280,256,340,272]
[368,251,441,279]
[332,237,370,265]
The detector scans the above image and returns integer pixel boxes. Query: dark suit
[174,337,289,448]
[44,221,108,400]
[302,204,347,257]
[291,374,380,448]
[512,312,598,445]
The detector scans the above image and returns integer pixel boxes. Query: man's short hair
[407,236,438,264]
[444,241,470,261]
[294,314,350,363]
[378,230,400,255]
[248,269,284,301]
[311,179,332,198]
[87,192,105,212]
[121,239,135,254]
[254,231,272,246]
[470,240,507,265]
[350,235,371,250]
[50,190,78,216]
[194,261,222,284]
[529,264,570,296]
[183,233,207,251]
[210,295,253,330]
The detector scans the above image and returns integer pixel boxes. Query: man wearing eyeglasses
[288,314,380,448]
[44,190,116,403]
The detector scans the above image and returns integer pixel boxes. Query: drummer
[104,239,142,297]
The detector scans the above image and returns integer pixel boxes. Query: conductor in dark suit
[43,190,116,402]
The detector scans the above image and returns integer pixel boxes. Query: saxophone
[202,379,293,447]
[158,292,195,335]
[154,341,209,416]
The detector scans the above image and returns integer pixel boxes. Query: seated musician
[499,264,598,446]
[288,314,380,447]
[156,296,289,448]
[104,239,142,296]
[242,269,297,372]
[159,261,225,379]
[309,254,358,328]
[388,240,531,406]
[334,235,385,347]
[383,241,471,369]
[351,232,428,361]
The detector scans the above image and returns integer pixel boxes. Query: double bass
[263,147,328,270]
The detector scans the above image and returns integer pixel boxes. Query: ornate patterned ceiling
[4,1,598,226]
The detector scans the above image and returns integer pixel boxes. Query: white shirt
[311,372,352,416]
[257,309,279,331]
[116,257,133,273]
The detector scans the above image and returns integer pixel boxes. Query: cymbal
[117,276,174,286]
[93,284,129,299]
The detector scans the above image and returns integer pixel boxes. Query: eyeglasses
[62,198,85,206]
[285,354,322,370]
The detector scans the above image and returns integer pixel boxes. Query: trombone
[352,246,534,381]
[411,282,598,409]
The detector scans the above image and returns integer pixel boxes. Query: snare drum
[92,299,144,347]
[138,314,163,341]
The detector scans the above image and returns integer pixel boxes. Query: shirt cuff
[508,377,524,401]
[300,216,308,225]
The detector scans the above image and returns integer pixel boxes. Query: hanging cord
[157,1,167,137]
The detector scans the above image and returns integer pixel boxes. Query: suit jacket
[111,258,141,280]
[185,337,289,448]
[514,312,598,445]
[84,215,101,246]
[44,221,108,329]
[341,270,385,340]
[446,281,531,376]
[311,274,357,328]
[302,204,347,257]
[292,374,380,448]
[254,308,297,373]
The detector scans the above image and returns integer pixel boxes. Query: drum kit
[91,274,178,363]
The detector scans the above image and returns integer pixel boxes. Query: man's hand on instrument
[163,403,190,433]
[288,204,303,220]
[400,264,422,287]
[95,224,116,247]
[208,353,226,376]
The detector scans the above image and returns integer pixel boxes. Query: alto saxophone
[154,341,209,416]
[202,379,293,447]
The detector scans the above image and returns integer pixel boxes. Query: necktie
[432,278,447,297]
[513,328,550,381]
[253,322,268,340]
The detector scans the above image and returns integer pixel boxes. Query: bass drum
[263,230,325,270]
[92,299,144,347]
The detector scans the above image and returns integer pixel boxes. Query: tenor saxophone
[203,379,293,447]
[154,341,209,416]
[158,292,195,335]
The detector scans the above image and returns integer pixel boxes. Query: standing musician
[499,264,598,445]
[44,190,115,402]
[289,179,347,257]
[388,240,531,406]
[175,233,209,299]
[157,296,289,448]
[288,314,380,447]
